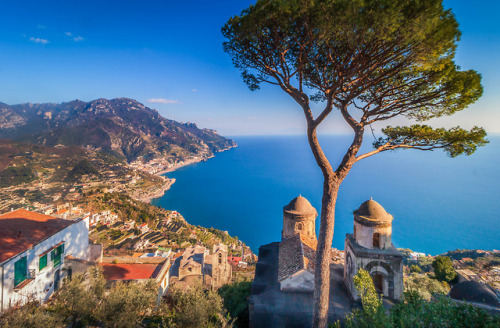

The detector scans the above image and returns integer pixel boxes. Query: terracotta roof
[278,234,317,282]
[100,263,163,280]
[0,209,74,263]
[283,196,317,216]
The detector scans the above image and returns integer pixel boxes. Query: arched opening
[372,273,384,294]
[218,253,222,264]
[373,233,380,248]
[353,225,357,239]
[296,222,303,231]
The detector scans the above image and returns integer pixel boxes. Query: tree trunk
[305,126,339,328]
[312,178,340,328]
[308,123,362,328]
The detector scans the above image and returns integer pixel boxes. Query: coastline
[146,144,237,203]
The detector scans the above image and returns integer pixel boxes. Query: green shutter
[14,257,27,286]
[39,254,47,271]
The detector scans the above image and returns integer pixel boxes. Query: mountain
[0,98,235,162]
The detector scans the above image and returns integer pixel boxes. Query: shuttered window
[14,256,27,286]
[51,243,64,267]
[39,254,48,271]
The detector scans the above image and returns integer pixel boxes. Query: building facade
[344,199,403,301]
[170,243,232,289]
[0,209,90,312]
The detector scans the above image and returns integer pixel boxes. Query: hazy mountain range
[0,98,235,162]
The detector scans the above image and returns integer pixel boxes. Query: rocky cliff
[0,98,235,162]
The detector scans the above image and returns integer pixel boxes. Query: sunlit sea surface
[152,135,500,255]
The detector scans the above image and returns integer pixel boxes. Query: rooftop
[100,263,163,280]
[283,196,317,216]
[354,199,392,224]
[278,234,317,282]
[0,209,75,263]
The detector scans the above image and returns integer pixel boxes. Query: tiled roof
[100,263,163,280]
[0,209,75,263]
[278,234,317,282]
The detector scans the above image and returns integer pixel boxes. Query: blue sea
[152,135,500,255]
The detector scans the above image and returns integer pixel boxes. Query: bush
[404,273,449,301]
[432,256,457,282]
[162,285,233,328]
[219,281,252,328]
[333,269,499,328]
[409,264,422,273]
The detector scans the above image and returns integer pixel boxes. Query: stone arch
[365,261,395,298]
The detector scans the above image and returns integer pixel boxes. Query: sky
[0,0,499,136]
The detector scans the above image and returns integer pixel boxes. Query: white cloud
[29,37,49,44]
[65,32,84,42]
[147,98,180,104]
[192,89,198,92]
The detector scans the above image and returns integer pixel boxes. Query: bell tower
[282,195,317,241]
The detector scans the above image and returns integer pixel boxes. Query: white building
[0,209,90,312]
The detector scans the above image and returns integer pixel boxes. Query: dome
[450,281,500,308]
[283,196,317,216]
[354,199,392,223]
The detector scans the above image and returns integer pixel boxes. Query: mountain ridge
[0,98,235,162]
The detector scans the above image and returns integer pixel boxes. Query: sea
[152,135,500,255]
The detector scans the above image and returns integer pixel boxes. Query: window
[14,256,27,286]
[51,243,65,267]
[39,254,48,271]
[373,233,380,248]
[296,223,303,231]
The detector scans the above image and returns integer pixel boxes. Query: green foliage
[223,0,486,158]
[162,286,233,328]
[0,165,37,187]
[218,281,252,328]
[97,280,158,328]
[353,269,383,317]
[334,275,500,328]
[375,125,488,157]
[0,301,64,328]
[335,269,390,328]
[404,273,449,301]
[390,293,500,328]
[417,256,434,273]
[410,265,422,274]
[432,256,457,282]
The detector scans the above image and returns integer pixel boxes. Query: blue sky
[0,0,499,135]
